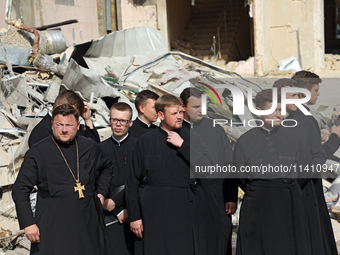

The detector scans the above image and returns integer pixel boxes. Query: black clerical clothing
[128,117,157,139]
[183,118,236,255]
[126,127,212,255]
[294,106,340,158]
[285,113,327,255]
[292,106,339,255]
[99,134,137,255]
[28,113,100,148]
[234,126,312,255]
[13,135,112,255]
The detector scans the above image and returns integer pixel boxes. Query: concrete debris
[0,20,67,67]
[278,56,302,72]
[325,54,340,71]
[1,24,340,253]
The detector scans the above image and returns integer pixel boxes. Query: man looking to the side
[292,71,340,255]
[126,94,212,255]
[99,102,136,255]
[29,90,100,147]
[13,104,112,255]
[180,87,237,255]
[129,90,159,139]
[273,78,329,255]
[234,89,311,255]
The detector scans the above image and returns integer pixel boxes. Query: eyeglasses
[109,118,130,125]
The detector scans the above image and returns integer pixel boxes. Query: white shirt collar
[138,116,151,128]
[111,133,129,145]
[260,126,273,134]
[159,125,171,134]
[183,118,193,128]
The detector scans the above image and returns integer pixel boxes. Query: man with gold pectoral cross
[12,104,113,255]
[74,180,85,198]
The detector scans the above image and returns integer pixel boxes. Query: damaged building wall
[166,0,192,44]
[36,0,100,44]
[0,0,100,45]
[253,0,324,75]
[120,0,158,30]
[119,0,171,50]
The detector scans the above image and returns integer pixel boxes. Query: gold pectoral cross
[74,180,85,199]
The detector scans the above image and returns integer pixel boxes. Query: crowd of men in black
[12,70,340,255]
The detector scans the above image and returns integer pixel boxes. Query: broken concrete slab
[80,27,168,76]
[62,59,136,116]
[1,74,29,108]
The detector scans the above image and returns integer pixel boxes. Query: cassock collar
[159,125,170,134]
[284,112,292,119]
[158,126,180,138]
[111,133,129,146]
[183,119,193,128]
[52,134,77,148]
[49,110,52,117]
[259,126,280,135]
[302,103,310,111]
[137,117,152,128]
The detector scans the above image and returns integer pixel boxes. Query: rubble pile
[1,22,340,253]
[325,54,340,71]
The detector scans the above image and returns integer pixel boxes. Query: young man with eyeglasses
[99,102,136,255]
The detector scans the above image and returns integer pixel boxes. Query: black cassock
[126,127,212,255]
[13,135,112,255]
[99,134,137,255]
[293,106,339,255]
[234,126,312,255]
[129,117,157,139]
[28,113,100,148]
[183,118,237,255]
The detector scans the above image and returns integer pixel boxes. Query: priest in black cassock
[13,104,113,255]
[99,102,136,255]
[129,90,159,139]
[274,78,330,255]
[291,71,340,255]
[234,89,312,255]
[126,94,212,255]
[29,89,100,148]
[180,87,237,255]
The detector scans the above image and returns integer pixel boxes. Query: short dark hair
[110,102,133,120]
[155,94,182,113]
[52,104,79,121]
[273,78,298,89]
[180,87,204,107]
[292,71,322,90]
[134,90,159,114]
[255,89,280,109]
[53,90,84,113]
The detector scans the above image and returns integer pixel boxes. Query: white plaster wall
[121,0,158,30]
[254,0,324,74]
[0,0,19,31]
[0,0,100,46]
[36,0,100,45]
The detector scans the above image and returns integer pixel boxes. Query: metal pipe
[35,19,78,31]
[7,19,40,62]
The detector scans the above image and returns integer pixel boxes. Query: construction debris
[1,25,340,253]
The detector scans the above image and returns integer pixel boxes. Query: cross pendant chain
[74,180,85,199]
[52,137,85,199]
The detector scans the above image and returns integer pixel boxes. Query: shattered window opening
[55,0,74,6]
